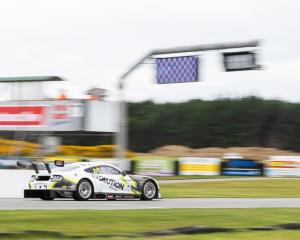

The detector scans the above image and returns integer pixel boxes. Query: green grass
[156,175,254,180]
[142,231,300,240]
[1,209,300,239]
[160,179,300,198]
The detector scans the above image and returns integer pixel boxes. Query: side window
[84,167,93,173]
[85,165,121,175]
[84,166,100,174]
[99,166,121,175]
[108,166,121,175]
[98,166,110,175]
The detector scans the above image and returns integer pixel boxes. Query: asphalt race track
[1,198,300,210]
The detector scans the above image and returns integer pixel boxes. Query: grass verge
[156,175,248,180]
[1,209,300,239]
[160,179,300,198]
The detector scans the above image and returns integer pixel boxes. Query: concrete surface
[1,198,300,210]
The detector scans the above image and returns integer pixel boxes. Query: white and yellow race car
[23,161,161,201]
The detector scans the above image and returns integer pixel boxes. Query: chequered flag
[156,56,199,84]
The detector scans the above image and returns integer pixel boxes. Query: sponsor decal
[92,174,124,191]
[221,159,262,176]
[226,159,258,168]
[179,157,220,176]
[267,161,298,168]
[180,164,219,172]
[222,170,260,176]
[50,104,71,125]
[134,158,176,176]
[266,156,300,177]
[118,176,128,188]
[52,105,68,120]
[129,178,140,194]
[0,106,45,126]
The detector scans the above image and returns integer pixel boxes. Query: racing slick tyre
[141,180,157,201]
[73,179,94,201]
[40,196,55,201]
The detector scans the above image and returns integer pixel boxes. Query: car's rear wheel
[73,179,93,201]
[141,180,157,200]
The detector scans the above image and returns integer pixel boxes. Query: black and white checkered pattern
[156,56,199,84]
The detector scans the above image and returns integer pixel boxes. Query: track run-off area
[1,177,300,210]
[1,198,300,210]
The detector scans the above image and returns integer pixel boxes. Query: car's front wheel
[141,180,157,200]
[73,179,93,201]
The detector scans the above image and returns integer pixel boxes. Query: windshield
[52,165,79,172]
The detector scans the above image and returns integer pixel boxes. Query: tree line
[128,97,300,152]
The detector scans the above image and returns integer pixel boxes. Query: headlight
[50,175,63,182]
[29,175,36,182]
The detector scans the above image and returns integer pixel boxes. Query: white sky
[0,0,299,102]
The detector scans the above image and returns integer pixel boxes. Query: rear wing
[17,160,52,174]
[17,160,65,174]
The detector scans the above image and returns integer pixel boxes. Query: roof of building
[0,76,64,82]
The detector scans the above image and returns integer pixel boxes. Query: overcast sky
[0,0,299,102]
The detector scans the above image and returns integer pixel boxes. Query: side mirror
[54,160,65,167]
[122,171,127,176]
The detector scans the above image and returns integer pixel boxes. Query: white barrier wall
[0,170,34,198]
[266,156,300,177]
[179,157,220,176]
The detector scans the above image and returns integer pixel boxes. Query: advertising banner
[0,100,118,132]
[221,158,263,176]
[0,106,45,126]
[0,100,83,131]
[179,157,220,176]
[133,156,176,176]
[265,156,300,177]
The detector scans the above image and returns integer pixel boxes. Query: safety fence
[1,155,300,177]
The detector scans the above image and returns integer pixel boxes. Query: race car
[23,161,161,201]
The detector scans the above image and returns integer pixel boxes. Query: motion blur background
[1,1,300,240]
